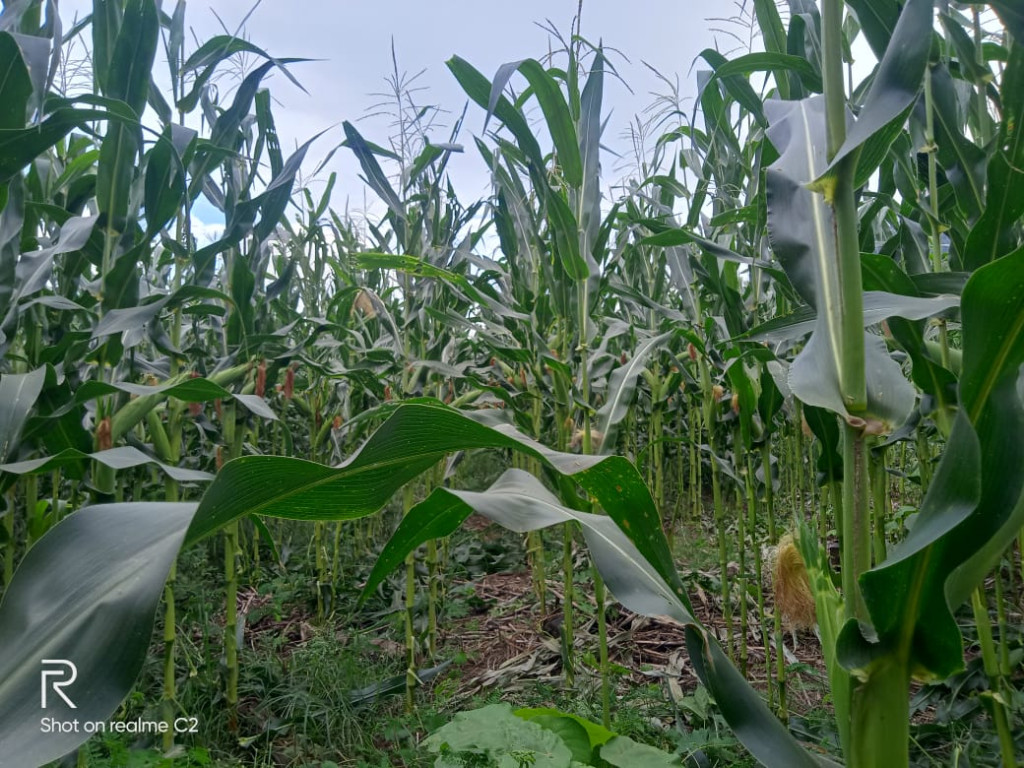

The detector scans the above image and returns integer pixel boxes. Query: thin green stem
[842,425,870,622]
[970,588,1016,768]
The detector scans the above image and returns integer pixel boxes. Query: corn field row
[1,0,1023,766]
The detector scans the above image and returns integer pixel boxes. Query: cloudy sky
[58,1,759,225]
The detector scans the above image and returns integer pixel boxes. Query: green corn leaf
[964,43,1024,270]
[845,0,901,60]
[823,0,932,174]
[0,106,110,185]
[577,47,604,264]
[766,95,915,429]
[640,225,775,272]
[495,59,582,188]
[703,48,826,120]
[858,245,1024,680]
[90,0,122,97]
[165,0,186,85]
[449,55,545,177]
[105,0,158,116]
[0,367,45,463]
[596,331,674,449]
[0,446,213,483]
[342,121,404,220]
[0,32,32,130]
[753,0,795,97]
[177,35,306,113]
[355,252,485,304]
[0,502,196,768]
[95,120,138,233]
[142,124,192,238]
[927,64,987,222]
[698,48,770,124]
[546,188,588,280]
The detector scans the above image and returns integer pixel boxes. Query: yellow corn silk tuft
[352,289,377,318]
[771,533,817,632]
[569,428,604,452]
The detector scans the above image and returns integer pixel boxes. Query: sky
[57,1,762,228]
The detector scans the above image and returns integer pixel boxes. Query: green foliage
[1,1,1023,767]
[423,702,683,768]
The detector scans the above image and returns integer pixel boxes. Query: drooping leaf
[69,373,277,438]
[596,331,674,450]
[342,121,404,220]
[804,404,843,484]
[860,254,958,420]
[0,367,45,463]
[0,446,213,483]
[177,34,306,113]
[188,403,684,609]
[0,106,111,185]
[0,502,197,767]
[743,290,959,343]
[362,468,695,621]
[765,96,915,429]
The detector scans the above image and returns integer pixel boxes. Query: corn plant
[2,1,1023,767]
